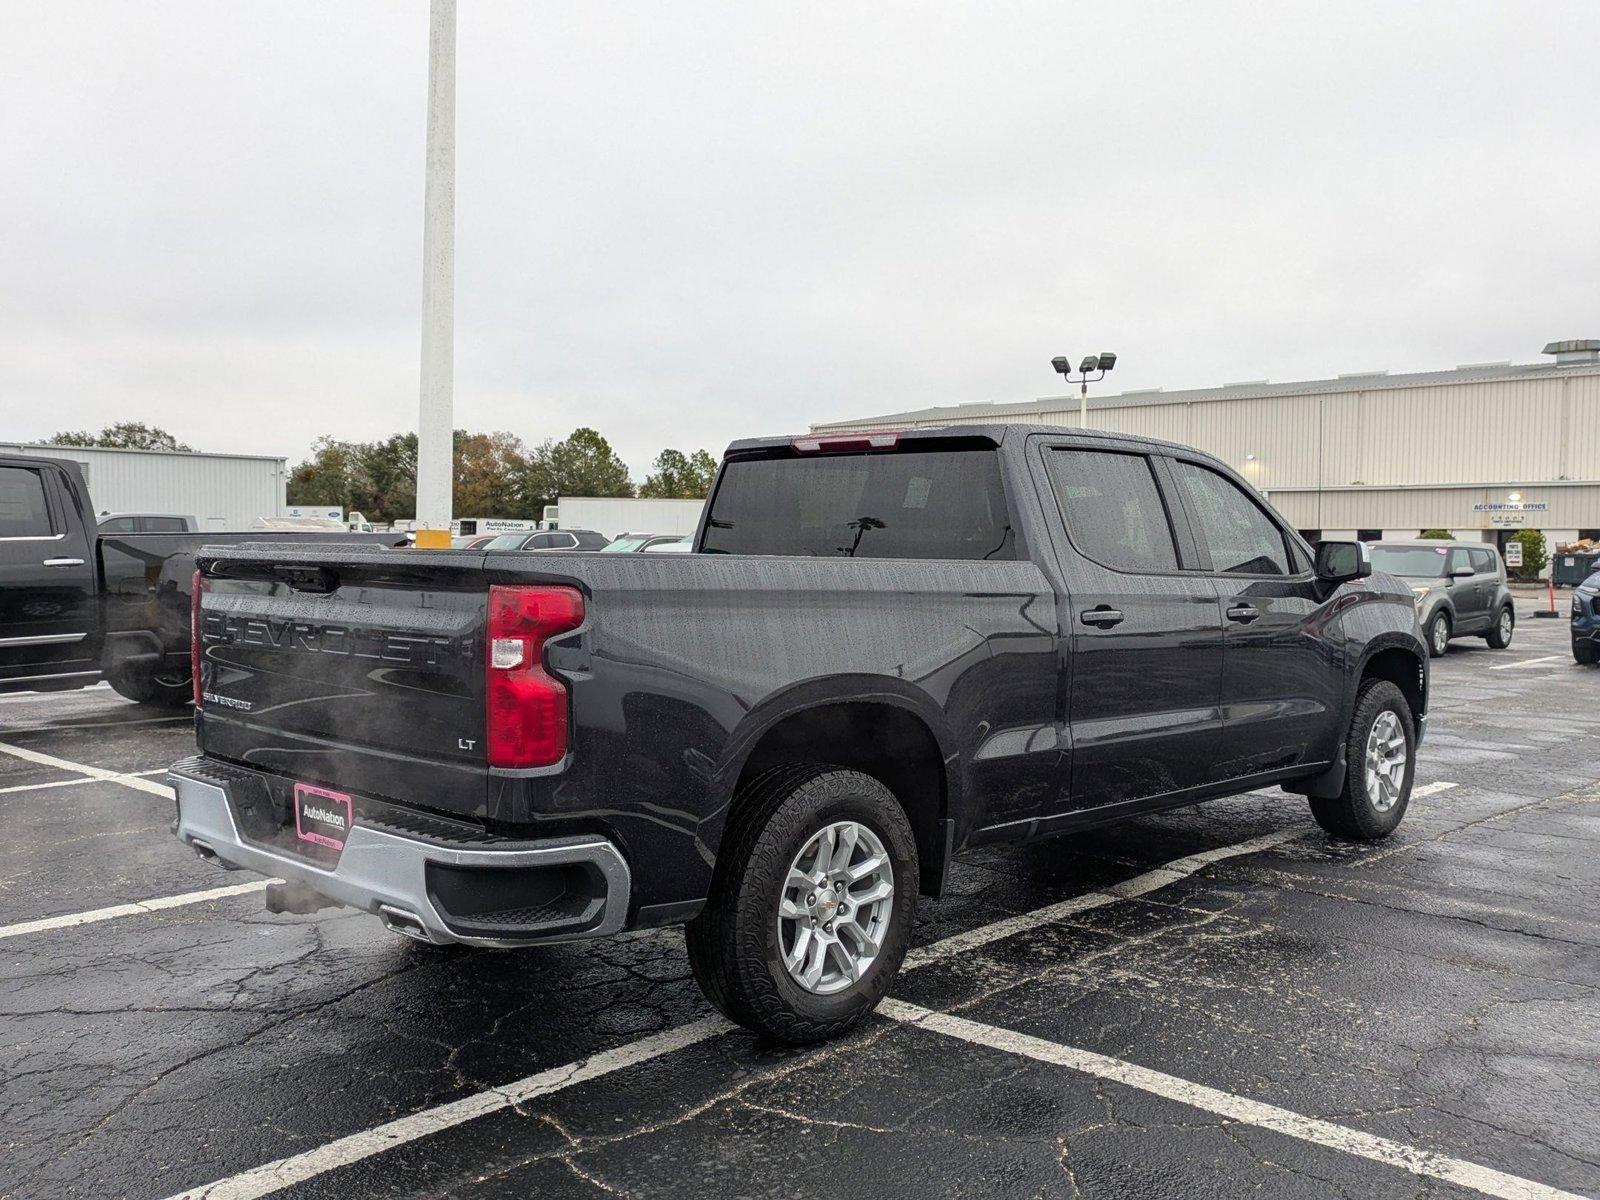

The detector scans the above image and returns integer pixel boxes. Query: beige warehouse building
[812,339,1600,557]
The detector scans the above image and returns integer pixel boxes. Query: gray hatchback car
[1368,540,1515,657]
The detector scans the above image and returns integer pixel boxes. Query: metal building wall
[0,444,286,530]
[811,368,1600,535]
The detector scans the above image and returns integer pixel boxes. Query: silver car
[1368,540,1516,657]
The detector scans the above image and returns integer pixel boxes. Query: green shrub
[1418,529,1452,540]
[1510,528,1548,580]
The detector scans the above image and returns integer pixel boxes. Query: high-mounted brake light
[485,585,584,769]
[190,570,207,707]
[790,431,901,453]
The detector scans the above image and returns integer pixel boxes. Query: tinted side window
[1169,461,1289,576]
[1043,450,1177,573]
[0,467,53,537]
[99,516,136,533]
[702,448,1015,560]
[1448,547,1471,575]
[1469,548,1497,574]
[143,516,189,532]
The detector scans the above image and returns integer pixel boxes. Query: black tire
[1309,679,1416,841]
[686,765,919,1043]
[1426,611,1451,658]
[1575,639,1600,666]
[106,663,192,708]
[1485,605,1514,649]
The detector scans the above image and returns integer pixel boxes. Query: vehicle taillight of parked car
[485,585,584,768]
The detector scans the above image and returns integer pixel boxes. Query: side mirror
[1315,540,1371,584]
[1450,565,1474,578]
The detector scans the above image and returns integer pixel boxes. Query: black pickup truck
[0,453,403,704]
[172,426,1427,1041]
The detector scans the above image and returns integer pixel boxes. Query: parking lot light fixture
[1050,349,1118,428]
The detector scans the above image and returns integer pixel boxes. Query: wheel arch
[717,677,957,897]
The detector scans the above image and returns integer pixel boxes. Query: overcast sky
[2,2,1596,480]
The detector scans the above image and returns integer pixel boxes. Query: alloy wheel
[1363,710,1407,812]
[777,820,895,995]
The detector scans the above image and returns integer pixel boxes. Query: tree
[519,427,634,514]
[453,430,527,516]
[286,433,417,525]
[286,436,356,508]
[1511,528,1548,581]
[1418,529,1452,540]
[640,447,718,498]
[52,421,193,451]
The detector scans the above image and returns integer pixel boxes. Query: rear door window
[0,467,53,538]
[98,516,136,534]
[141,516,190,532]
[1168,461,1290,576]
[1042,450,1178,573]
[702,447,1015,560]
[1469,548,1497,575]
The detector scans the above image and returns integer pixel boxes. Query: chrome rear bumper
[170,762,631,947]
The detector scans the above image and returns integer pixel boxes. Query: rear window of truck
[702,448,1016,560]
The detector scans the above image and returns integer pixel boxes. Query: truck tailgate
[196,548,490,818]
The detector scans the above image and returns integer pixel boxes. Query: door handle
[42,557,86,567]
[1080,606,1124,628]
[1226,603,1260,624]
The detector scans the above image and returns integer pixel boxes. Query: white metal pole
[415,0,456,549]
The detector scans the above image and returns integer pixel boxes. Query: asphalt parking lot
[3,616,1598,1200]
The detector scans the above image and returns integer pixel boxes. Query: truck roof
[725,423,1228,464]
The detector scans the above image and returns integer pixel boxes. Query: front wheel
[1485,606,1514,649]
[686,765,919,1043]
[1575,639,1600,666]
[1426,611,1451,658]
[1309,679,1416,840]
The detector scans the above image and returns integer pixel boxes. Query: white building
[811,339,1600,552]
[0,443,286,529]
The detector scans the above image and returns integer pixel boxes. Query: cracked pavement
[2,620,1598,1198]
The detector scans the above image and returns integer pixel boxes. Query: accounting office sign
[1473,500,1549,528]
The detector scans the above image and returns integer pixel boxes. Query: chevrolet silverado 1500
[171,426,1427,1041]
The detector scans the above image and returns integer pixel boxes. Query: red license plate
[294,783,353,851]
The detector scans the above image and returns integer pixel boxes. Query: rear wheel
[106,662,192,708]
[1485,606,1514,649]
[686,765,918,1043]
[1309,679,1416,841]
[1426,611,1451,658]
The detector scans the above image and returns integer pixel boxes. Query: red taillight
[190,570,206,707]
[790,431,900,452]
[485,585,584,769]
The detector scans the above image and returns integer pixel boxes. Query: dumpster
[1553,551,1600,586]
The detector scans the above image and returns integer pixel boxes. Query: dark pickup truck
[0,453,403,704]
[172,426,1428,1041]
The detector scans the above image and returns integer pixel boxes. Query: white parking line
[880,1000,1582,1200]
[0,768,171,796]
[1489,654,1565,671]
[0,740,172,797]
[1412,781,1459,798]
[0,880,275,941]
[161,830,1303,1200]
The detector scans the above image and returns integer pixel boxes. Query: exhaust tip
[378,904,434,942]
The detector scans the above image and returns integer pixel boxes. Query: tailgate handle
[274,565,339,593]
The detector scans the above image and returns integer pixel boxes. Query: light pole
[1050,352,1117,427]
[414,0,456,549]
